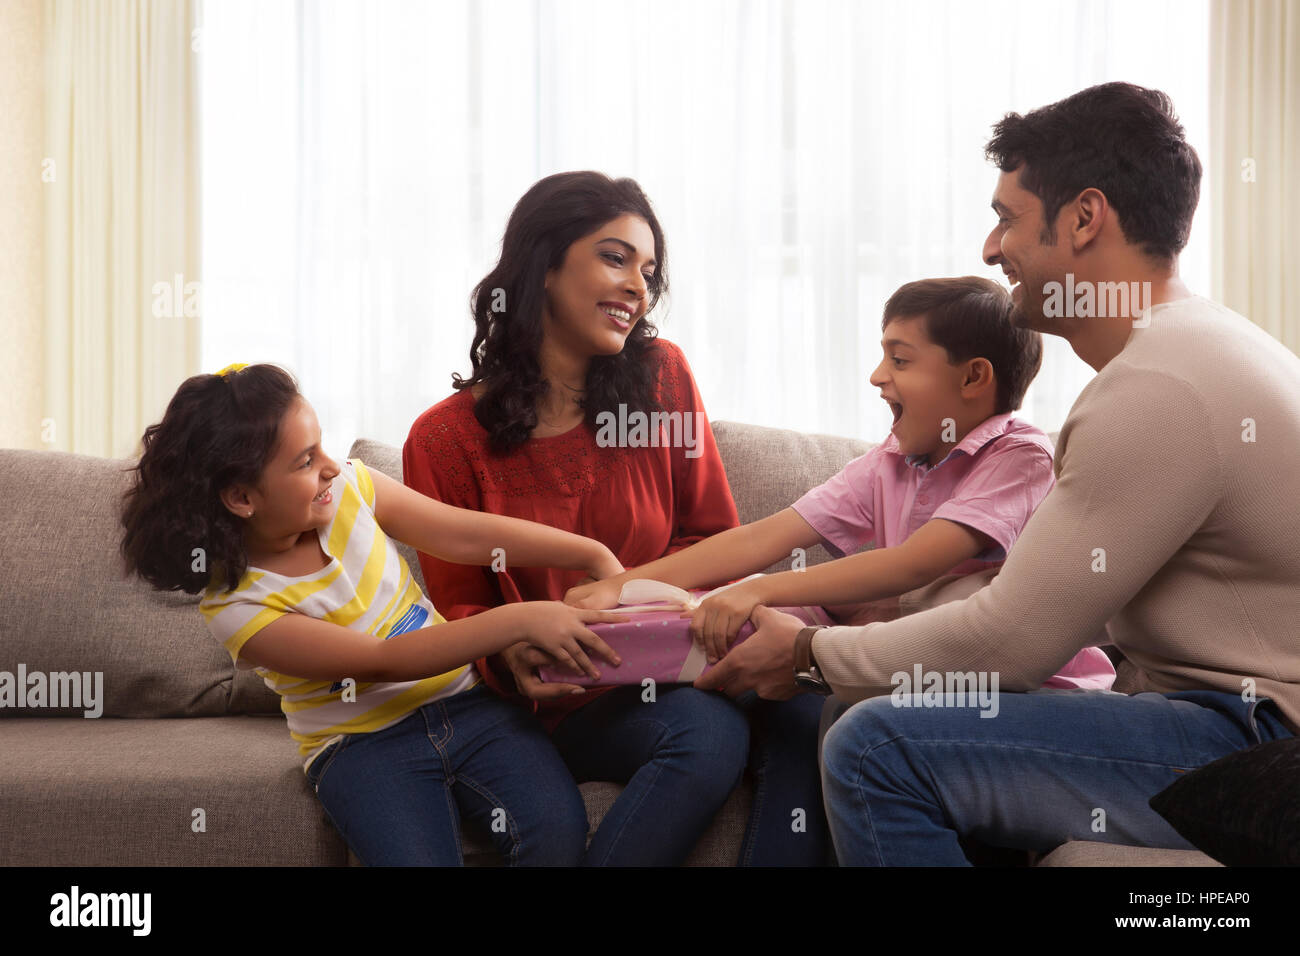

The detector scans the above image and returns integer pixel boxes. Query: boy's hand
[564,575,626,610]
[684,579,767,666]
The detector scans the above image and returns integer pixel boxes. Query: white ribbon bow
[613,573,766,613]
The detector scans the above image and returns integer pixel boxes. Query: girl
[119,362,629,866]
[403,170,833,866]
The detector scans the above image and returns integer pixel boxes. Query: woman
[403,171,830,865]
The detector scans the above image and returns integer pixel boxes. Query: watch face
[794,674,832,695]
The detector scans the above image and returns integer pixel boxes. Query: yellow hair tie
[216,363,249,378]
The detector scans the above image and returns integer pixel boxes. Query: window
[201,0,1210,455]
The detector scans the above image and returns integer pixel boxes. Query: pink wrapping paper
[538,600,833,687]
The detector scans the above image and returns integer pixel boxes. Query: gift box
[539,577,833,687]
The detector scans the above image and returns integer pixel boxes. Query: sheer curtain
[200,0,1209,459]
[1211,0,1300,354]
[44,0,201,459]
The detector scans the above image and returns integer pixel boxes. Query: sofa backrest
[0,449,276,718]
[5,419,1047,719]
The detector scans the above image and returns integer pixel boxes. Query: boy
[566,275,1113,689]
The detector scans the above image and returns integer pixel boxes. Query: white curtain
[200,0,1210,459]
[44,0,202,458]
[1211,0,1300,353]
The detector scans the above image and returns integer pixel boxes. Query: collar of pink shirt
[880,411,1024,471]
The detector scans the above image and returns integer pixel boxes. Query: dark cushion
[1149,737,1300,866]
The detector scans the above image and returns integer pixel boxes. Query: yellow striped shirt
[199,457,479,772]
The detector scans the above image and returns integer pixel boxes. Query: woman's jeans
[820,687,1296,866]
[306,684,588,866]
[550,684,832,866]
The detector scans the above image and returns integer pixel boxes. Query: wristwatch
[793,625,833,695]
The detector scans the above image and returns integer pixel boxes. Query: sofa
[0,419,1217,865]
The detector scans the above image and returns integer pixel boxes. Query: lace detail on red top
[411,339,690,502]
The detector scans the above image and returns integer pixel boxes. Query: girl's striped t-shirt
[199,457,479,772]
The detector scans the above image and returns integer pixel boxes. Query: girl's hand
[585,545,625,583]
[515,601,626,680]
[684,579,767,666]
[564,575,626,610]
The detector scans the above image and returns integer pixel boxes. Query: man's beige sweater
[813,296,1300,734]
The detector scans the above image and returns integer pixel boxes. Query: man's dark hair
[984,82,1202,261]
[883,276,1043,415]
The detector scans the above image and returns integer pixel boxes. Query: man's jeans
[307,684,588,866]
[820,688,1294,866]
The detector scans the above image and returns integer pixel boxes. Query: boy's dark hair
[984,82,1202,261]
[882,276,1042,414]
[120,364,302,595]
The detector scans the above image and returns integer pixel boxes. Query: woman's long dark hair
[120,364,302,595]
[455,171,670,453]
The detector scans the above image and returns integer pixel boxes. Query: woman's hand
[684,579,768,666]
[564,574,626,610]
[501,642,587,700]
[509,601,625,681]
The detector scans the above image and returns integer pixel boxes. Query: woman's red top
[401,338,740,731]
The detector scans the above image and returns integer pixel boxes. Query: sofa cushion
[0,716,346,865]
[1036,840,1221,867]
[0,449,251,718]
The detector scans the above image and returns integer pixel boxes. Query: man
[696,82,1300,865]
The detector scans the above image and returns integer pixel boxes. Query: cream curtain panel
[43,0,201,458]
[1211,0,1300,353]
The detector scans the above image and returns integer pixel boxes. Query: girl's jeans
[820,687,1295,866]
[306,683,588,865]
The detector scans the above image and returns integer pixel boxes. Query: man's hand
[501,641,589,700]
[693,604,806,700]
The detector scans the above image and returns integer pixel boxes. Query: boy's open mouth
[889,402,904,424]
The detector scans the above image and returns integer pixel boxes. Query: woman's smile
[599,301,634,331]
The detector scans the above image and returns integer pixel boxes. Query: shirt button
[917,494,929,505]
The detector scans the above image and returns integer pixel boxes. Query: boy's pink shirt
[791,412,1115,691]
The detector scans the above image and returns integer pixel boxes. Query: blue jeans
[550,684,750,865]
[551,685,831,866]
[306,684,588,866]
[820,688,1295,866]
[734,691,834,866]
